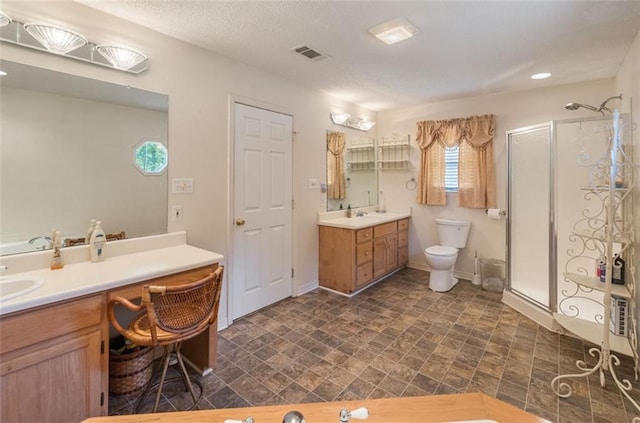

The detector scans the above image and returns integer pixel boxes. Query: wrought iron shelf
[563,272,631,299]
[553,313,633,356]
[346,145,374,151]
[569,230,632,246]
[552,111,638,414]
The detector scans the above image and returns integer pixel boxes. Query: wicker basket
[109,342,154,397]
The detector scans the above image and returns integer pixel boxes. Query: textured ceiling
[78,1,640,111]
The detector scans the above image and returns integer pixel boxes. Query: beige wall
[377,79,615,276]
[0,1,376,325]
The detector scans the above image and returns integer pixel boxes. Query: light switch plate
[172,178,193,193]
[308,178,319,189]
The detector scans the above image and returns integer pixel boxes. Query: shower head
[565,102,599,112]
[565,94,622,115]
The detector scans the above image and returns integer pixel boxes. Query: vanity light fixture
[0,11,11,27]
[330,112,351,125]
[369,17,419,45]
[24,23,87,55]
[97,45,147,71]
[330,113,376,132]
[0,19,149,74]
[357,120,376,131]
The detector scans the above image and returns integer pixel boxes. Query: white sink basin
[0,276,45,302]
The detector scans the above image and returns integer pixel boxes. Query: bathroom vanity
[318,212,409,294]
[0,232,223,422]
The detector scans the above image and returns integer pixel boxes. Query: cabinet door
[385,233,398,271]
[0,329,103,423]
[373,237,388,279]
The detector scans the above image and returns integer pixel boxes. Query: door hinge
[101,340,105,354]
[100,392,104,406]
[291,268,294,278]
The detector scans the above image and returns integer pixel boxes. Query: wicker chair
[107,265,224,413]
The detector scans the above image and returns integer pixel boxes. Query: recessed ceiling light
[531,72,552,80]
[369,17,419,45]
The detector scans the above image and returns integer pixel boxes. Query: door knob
[235,218,246,226]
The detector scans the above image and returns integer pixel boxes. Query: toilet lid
[425,245,457,256]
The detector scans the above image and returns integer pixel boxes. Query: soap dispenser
[50,230,64,270]
[89,221,106,262]
[346,204,352,218]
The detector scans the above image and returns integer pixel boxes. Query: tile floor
[110,268,640,422]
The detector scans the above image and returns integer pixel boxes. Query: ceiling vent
[290,44,330,61]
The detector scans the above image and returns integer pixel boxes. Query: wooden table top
[84,393,550,423]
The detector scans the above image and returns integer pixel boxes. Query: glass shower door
[507,123,555,310]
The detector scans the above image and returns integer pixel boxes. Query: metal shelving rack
[378,133,410,170]
[551,111,638,418]
[346,135,375,171]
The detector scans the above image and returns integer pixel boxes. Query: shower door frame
[506,121,557,313]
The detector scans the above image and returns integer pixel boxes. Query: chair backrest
[142,265,224,344]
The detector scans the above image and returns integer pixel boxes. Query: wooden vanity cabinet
[319,218,408,294]
[0,294,106,422]
[0,263,220,422]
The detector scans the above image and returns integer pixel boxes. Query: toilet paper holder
[485,208,506,217]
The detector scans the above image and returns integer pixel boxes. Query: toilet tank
[435,219,471,248]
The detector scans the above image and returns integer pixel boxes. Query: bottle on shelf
[613,253,625,285]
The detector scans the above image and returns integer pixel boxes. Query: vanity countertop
[318,211,410,229]
[83,392,549,422]
[0,243,223,316]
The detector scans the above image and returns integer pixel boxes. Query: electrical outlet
[172,205,183,222]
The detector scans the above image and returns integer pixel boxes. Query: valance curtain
[326,131,346,200]
[415,114,496,208]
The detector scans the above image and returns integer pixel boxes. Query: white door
[232,103,293,320]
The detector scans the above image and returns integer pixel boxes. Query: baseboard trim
[502,290,561,332]
[295,280,319,297]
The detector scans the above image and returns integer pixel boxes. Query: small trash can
[480,258,506,292]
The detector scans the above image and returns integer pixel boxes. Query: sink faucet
[28,236,53,250]
[355,210,367,217]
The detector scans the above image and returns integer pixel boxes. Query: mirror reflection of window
[326,131,346,200]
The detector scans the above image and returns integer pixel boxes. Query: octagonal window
[133,140,167,175]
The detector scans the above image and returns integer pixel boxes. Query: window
[133,140,167,175]
[444,145,459,191]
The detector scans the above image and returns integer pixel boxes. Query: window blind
[444,145,459,191]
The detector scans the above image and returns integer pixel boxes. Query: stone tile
[109,268,640,423]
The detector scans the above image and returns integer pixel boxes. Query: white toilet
[424,219,471,292]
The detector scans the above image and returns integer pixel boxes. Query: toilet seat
[425,245,457,256]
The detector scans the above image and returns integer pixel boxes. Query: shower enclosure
[504,114,629,328]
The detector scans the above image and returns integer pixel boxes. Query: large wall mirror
[326,130,378,211]
[0,60,169,256]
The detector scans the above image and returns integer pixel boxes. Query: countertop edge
[318,212,411,229]
[0,244,224,316]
